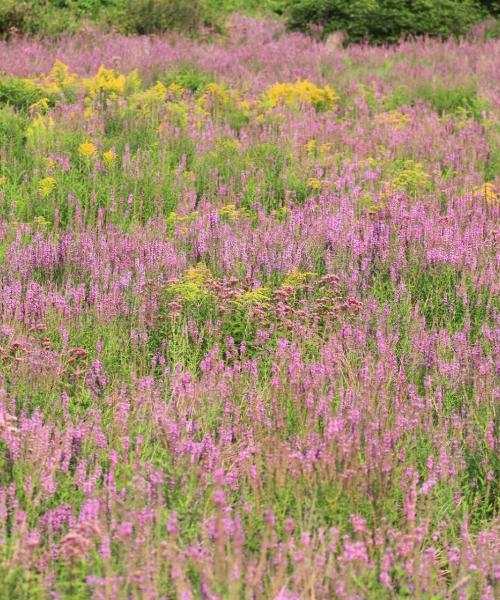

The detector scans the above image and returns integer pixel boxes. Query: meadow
[0,14,498,599]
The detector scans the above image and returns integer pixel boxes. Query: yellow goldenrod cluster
[38,177,57,197]
[234,287,271,307]
[44,157,57,172]
[167,211,199,226]
[133,81,168,112]
[363,157,378,168]
[198,83,239,115]
[306,139,317,155]
[165,82,184,98]
[238,99,253,112]
[265,80,338,112]
[219,203,249,222]
[84,65,126,97]
[306,140,333,159]
[29,97,50,115]
[282,268,316,288]
[164,101,189,128]
[167,263,214,304]
[32,215,49,228]
[102,149,116,167]
[40,60,80,97]
[26,115,55,149]
[79,142,97,158]
[83,66,140,102]
[184,263,212,285]
[474,182,498,205]
[307,177,323,190]
[216,138,241,154]
[384,160,431,195]
[375,110,411,129]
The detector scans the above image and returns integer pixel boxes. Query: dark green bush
[0,1,31,38]
[478,0,499,17]
[284,0,492,44]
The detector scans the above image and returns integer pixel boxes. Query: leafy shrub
[415,82,487,119]
[477,0,500,17]
[162,64,211,94]
[0,0,94,37]
[0,77,53,110]
[114,0,220,35]
[0,1,31,38]
[0,0,278,38]
[211,0,283,14]
[0,106,26,155]
[284,0,489,44]
[472,17,500,39]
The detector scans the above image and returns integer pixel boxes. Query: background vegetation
[0,0,498,42]
[284,0,498,43]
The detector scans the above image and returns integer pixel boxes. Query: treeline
[0,0,498,42]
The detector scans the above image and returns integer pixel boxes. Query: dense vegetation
[285,0,498,43]
[0,0,498,41]
[0,8,498,600]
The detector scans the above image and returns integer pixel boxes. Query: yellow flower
[474,182,498,205]
[198,82,239,113]
[384,160,430,195]
[44,157,56,171]
[41,60,80,96]
[50,60,71,82]
[0,176,7,186]
[102,149,116,167]
[79,142,97,158]
[306,139,317,154]
[239,100,252,111]
[83,65,128,101]
[235,287,271,307]
[26,115,54,148]
[29,97,50,114]
[166,82,183,97]
[375,110,411,129]
[184,263,212,285]
[133,81,167,112]
[38,177,57,197]
[219,203,248,221]
[283,268,316,288]
[265,80,338,112]
[33,215,49,229]
[307,177,322,190]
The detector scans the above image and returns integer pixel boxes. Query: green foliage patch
[284,0,496,44]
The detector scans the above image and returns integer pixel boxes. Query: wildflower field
[0,15,499,599]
